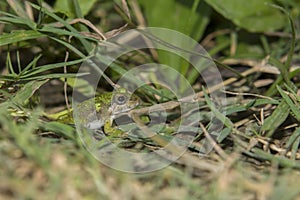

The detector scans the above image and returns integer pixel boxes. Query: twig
[199,122,228,160]
[223,90,274,100]
[201,29,231,47]
[130,66,259,116]
[63,36,71,112]
[53,18,106,40]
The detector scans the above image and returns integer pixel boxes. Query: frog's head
[109,88,140,116]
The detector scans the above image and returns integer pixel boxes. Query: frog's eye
[114,94,127,105]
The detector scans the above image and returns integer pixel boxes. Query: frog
[47,88,140,135]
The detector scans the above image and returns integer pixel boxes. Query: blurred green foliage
[1,0,300,199]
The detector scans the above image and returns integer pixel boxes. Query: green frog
[48,88,140,134]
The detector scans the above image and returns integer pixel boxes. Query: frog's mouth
[85,120,105,130]
[110,100,140,117]
[85,98,139,130]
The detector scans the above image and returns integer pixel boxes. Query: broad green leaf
[138,0,212,88]
[54,0,97,17]
[205,0,286,32]
[139,0,211,40]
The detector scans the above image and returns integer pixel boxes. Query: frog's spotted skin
[56,88,139,132]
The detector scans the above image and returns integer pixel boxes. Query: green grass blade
[268,4,296,70]
[277,85,300,121]
[40,121,76,140]
[266,67,300,96]
[0,74,19,81]
[291,136,300,160]
[203,87,233,129]
[30,3,93,53]
[49,36,86,58]
[20,55,42,75]
[216,127,231,143]
[0,30,44,46]
[22,58,87,78]
[0,14,36,29]
[247,148,300,169]
[284,83,300,102]
[226,98,279,115]
[261,100,290,137]
[6,52,16,75]
[21,73,81,81]
[269,56,293,89]
[285,127,300,158]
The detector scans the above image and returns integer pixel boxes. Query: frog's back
[79,92,113,112]
[55,92,113,124]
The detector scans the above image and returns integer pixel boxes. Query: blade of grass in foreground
[11,79,48,105]
[246,148,300,169]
